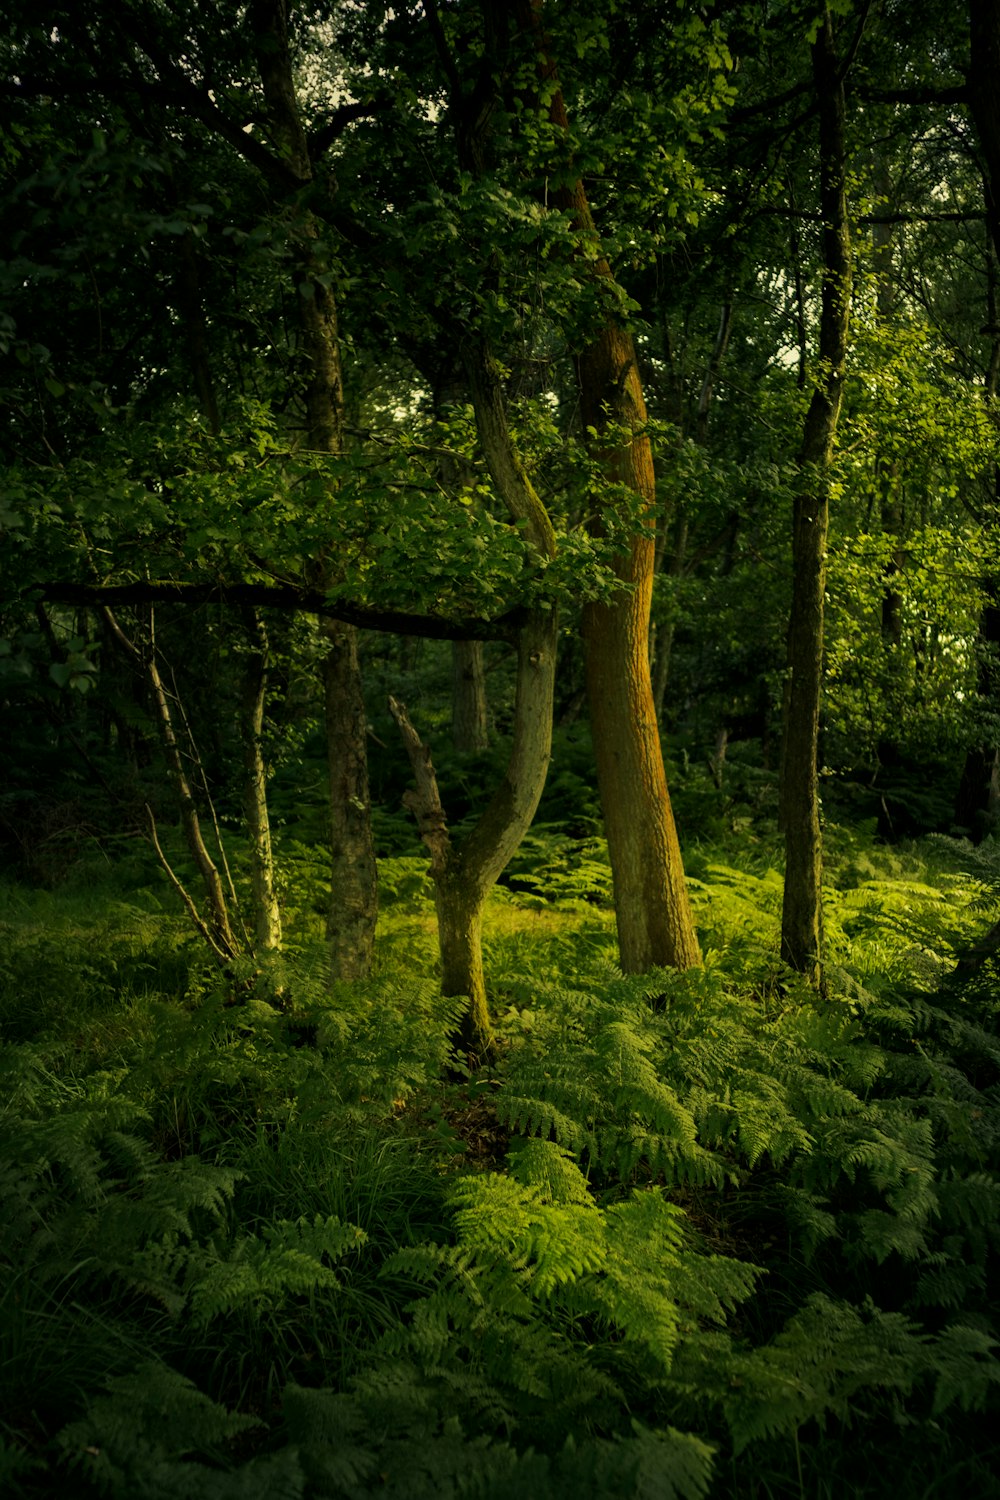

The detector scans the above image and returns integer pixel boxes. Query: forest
[2,0,1000,1495]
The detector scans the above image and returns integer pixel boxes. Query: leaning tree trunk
[522,0,700,973]
[251,0,378,980]
[780,8,851,989]
[390,610,557,1062]
[578,329,701,971]
[101,606,241,965]
[386,343,559,1063]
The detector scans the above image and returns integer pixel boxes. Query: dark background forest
[3,1,1000,1496]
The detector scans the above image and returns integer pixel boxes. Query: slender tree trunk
[102,607,240,962]
[780,8,851,989]
[695,302,733,446]
[428,383,491,755]
[452,639,489,753]
[650,513,688,724]
[176,229,220,435]
[960,21,1000,843]
[242,609,282,955]
[521,0,700,973]
[251,0,377,980]
[955,577,1000,842]
[323,618,377,979]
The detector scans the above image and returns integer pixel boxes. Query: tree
[516,0,702,974]
[778,5,852,988]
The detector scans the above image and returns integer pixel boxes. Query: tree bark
[386,339,559,1063]
[390,609,557,1063]
[324,618,377,980]
[522,0,700,973]
[958,5,1000,843]
[955,579,1000,842]
[780,8,852,989]
[452,639,489,753]
[251,0,378,981]
[242,609,282,955]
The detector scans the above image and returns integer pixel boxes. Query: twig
[167,658,250,947]
[145,804,232,966]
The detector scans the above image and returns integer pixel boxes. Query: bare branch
[145,805,233,966]
[387,696,451,877]
[38,580,526,642]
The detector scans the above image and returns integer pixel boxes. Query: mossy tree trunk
[521,0,700,974]
[780,8,851,989]
[383,334,558,1062]
[390,612,557,1063]
[579,351,702,972]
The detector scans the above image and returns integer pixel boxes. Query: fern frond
[187,1214,366,1325]
[584,1191,689,1369]
[722,1294,928,1452]
[59,1362,261,1494]
[450,1172,607,1295]
[925,1323,1000,1415]
[507,1138,593,1203]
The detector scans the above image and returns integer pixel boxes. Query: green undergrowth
[1,831,999,1497]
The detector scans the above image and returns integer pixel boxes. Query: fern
[186,1213,367,1325]
[58,1362,270,1497]
[711,1294,1000,1456]
[450,1171,607,1296]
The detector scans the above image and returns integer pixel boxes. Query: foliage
[4,0,1000,1494]
[2,826,999,1495]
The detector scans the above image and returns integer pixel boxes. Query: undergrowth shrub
[2,835,999,1497]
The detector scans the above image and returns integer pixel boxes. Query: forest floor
[1,824,999,1498]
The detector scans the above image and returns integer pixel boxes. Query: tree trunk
[959,9,1000,844]
[955,580,1000,841]
[242,609,282,956]
[452,639,489,753]
[390,610,557,1062]
[323,618,377,980]
[435,873,488,1056]
[780,8,851,989]
[251,0,377,981]
[102,606,240,964]
[521,0,700,974]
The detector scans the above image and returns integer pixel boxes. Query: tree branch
[308,99,383,160]
[37,580,526,642]
[145,804,234,966]
[387,696,451,878]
